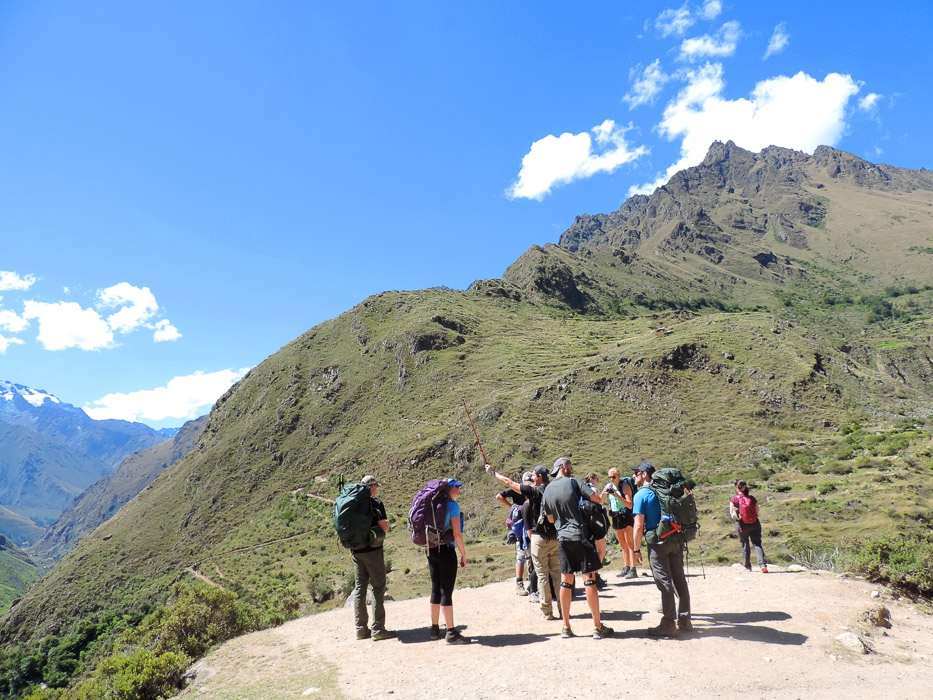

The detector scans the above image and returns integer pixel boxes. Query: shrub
[840,534,933,597]
[70,650,188,700]
[134,583,259,659]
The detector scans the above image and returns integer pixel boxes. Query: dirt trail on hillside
[176,565,932,699]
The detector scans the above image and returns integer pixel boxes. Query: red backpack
[737,493,759,524]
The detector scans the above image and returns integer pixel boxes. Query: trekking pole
[461,398,489,465]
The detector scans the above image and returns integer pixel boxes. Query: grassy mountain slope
[0,536,39,616]
[1,143,932,694]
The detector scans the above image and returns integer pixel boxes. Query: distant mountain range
[0,380,176,545]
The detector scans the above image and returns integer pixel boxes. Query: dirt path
[177,564,932,699]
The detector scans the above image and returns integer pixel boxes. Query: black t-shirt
[371,497,387,527]
[499,488,526,505]
[521,483,557,538]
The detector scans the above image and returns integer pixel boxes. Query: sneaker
[620,566,631,576]
[593,624,614,639]
[516,581,529,596]
[624,568,638,580]
[647,619,679,638]
[677,616,694,633]
[372,629,397,641]
[528,592,540,603]
[429,624,441,641]
[356,628,371,640]
[744,566,753,572]
[761,566,769,573]
[445,629,471,645]
[543,612,556,621]
[560,626,575,638]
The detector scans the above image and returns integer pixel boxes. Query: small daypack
[334,482,374,549]
[408,479,454,548]
[646,468,699,546]
[737,493,759,524]
[506,503,523,529]
[571,478,608,542]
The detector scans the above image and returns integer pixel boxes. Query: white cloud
[0,334,25,353]
[764,23,789,59]
[83,368,250,423]
[630,64,860,195]
[153,319,182,342]
[0,309,27,334]
[0,271,37,291]
[679,20,742,62]
[624,60,670,109]
[22,300,114,351]
[700,0,722,20]
[507,120,649,201]
[655,5,694,37]
[98,282,158,334]
[859,93,881,111]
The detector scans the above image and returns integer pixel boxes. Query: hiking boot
[593,624,614,639]
[356,628,371,640]
[647,619,679,638]
[624,567,638,580]
[428,624,441,641]
[372,629,397,641]
[620,565,631,576]
[560,626,575,639]
[543,611,556,621]
[677,616,694,633]
[528,592,540,603]
[761,566,769,573]
[516,581,529,596]
[445,629,471,645]
[596,574,608,590]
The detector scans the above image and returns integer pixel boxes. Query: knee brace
[560,581,573,589]
[583,578,596,587]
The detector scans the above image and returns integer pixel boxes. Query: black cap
[632,461,655,477]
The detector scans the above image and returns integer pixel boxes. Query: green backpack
[646,468,699,545]
[334,482,375,549]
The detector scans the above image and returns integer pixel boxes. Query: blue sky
[1,1,929,429]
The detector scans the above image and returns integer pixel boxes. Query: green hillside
[0,536,40,617]
[2,143,932,697]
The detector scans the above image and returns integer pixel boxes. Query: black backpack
[571,478,608,541]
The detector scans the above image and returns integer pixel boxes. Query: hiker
[602,467,637,579]
[583,472,610,589]
[632,462,692,637]
[542,457,614,639]
[730,479,769,573]
[426,478,470,644]
[351,475,396,641]
[486,464,558,618]
[494,473,535,597]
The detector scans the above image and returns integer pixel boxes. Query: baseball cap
[447,478,464,488]
[631,461,655,476]
[551,457,571,477]
[361,475,379,486]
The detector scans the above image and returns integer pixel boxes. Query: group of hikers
[338,459,768,644]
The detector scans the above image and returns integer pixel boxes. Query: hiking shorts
[515,539,531,563]
[611,510,634,529]
[558,538,602,575]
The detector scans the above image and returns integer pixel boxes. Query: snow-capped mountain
[0,380,173,545]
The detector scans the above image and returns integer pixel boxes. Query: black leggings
[428,545,458,606]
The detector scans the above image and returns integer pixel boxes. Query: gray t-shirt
[541,476,595,543]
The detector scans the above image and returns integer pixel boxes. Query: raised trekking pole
[461,398,489,465]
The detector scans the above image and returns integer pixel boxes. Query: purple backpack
[409,479,454,547]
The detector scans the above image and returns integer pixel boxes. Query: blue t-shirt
[444,500,463,547]
[632,487,661,531]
